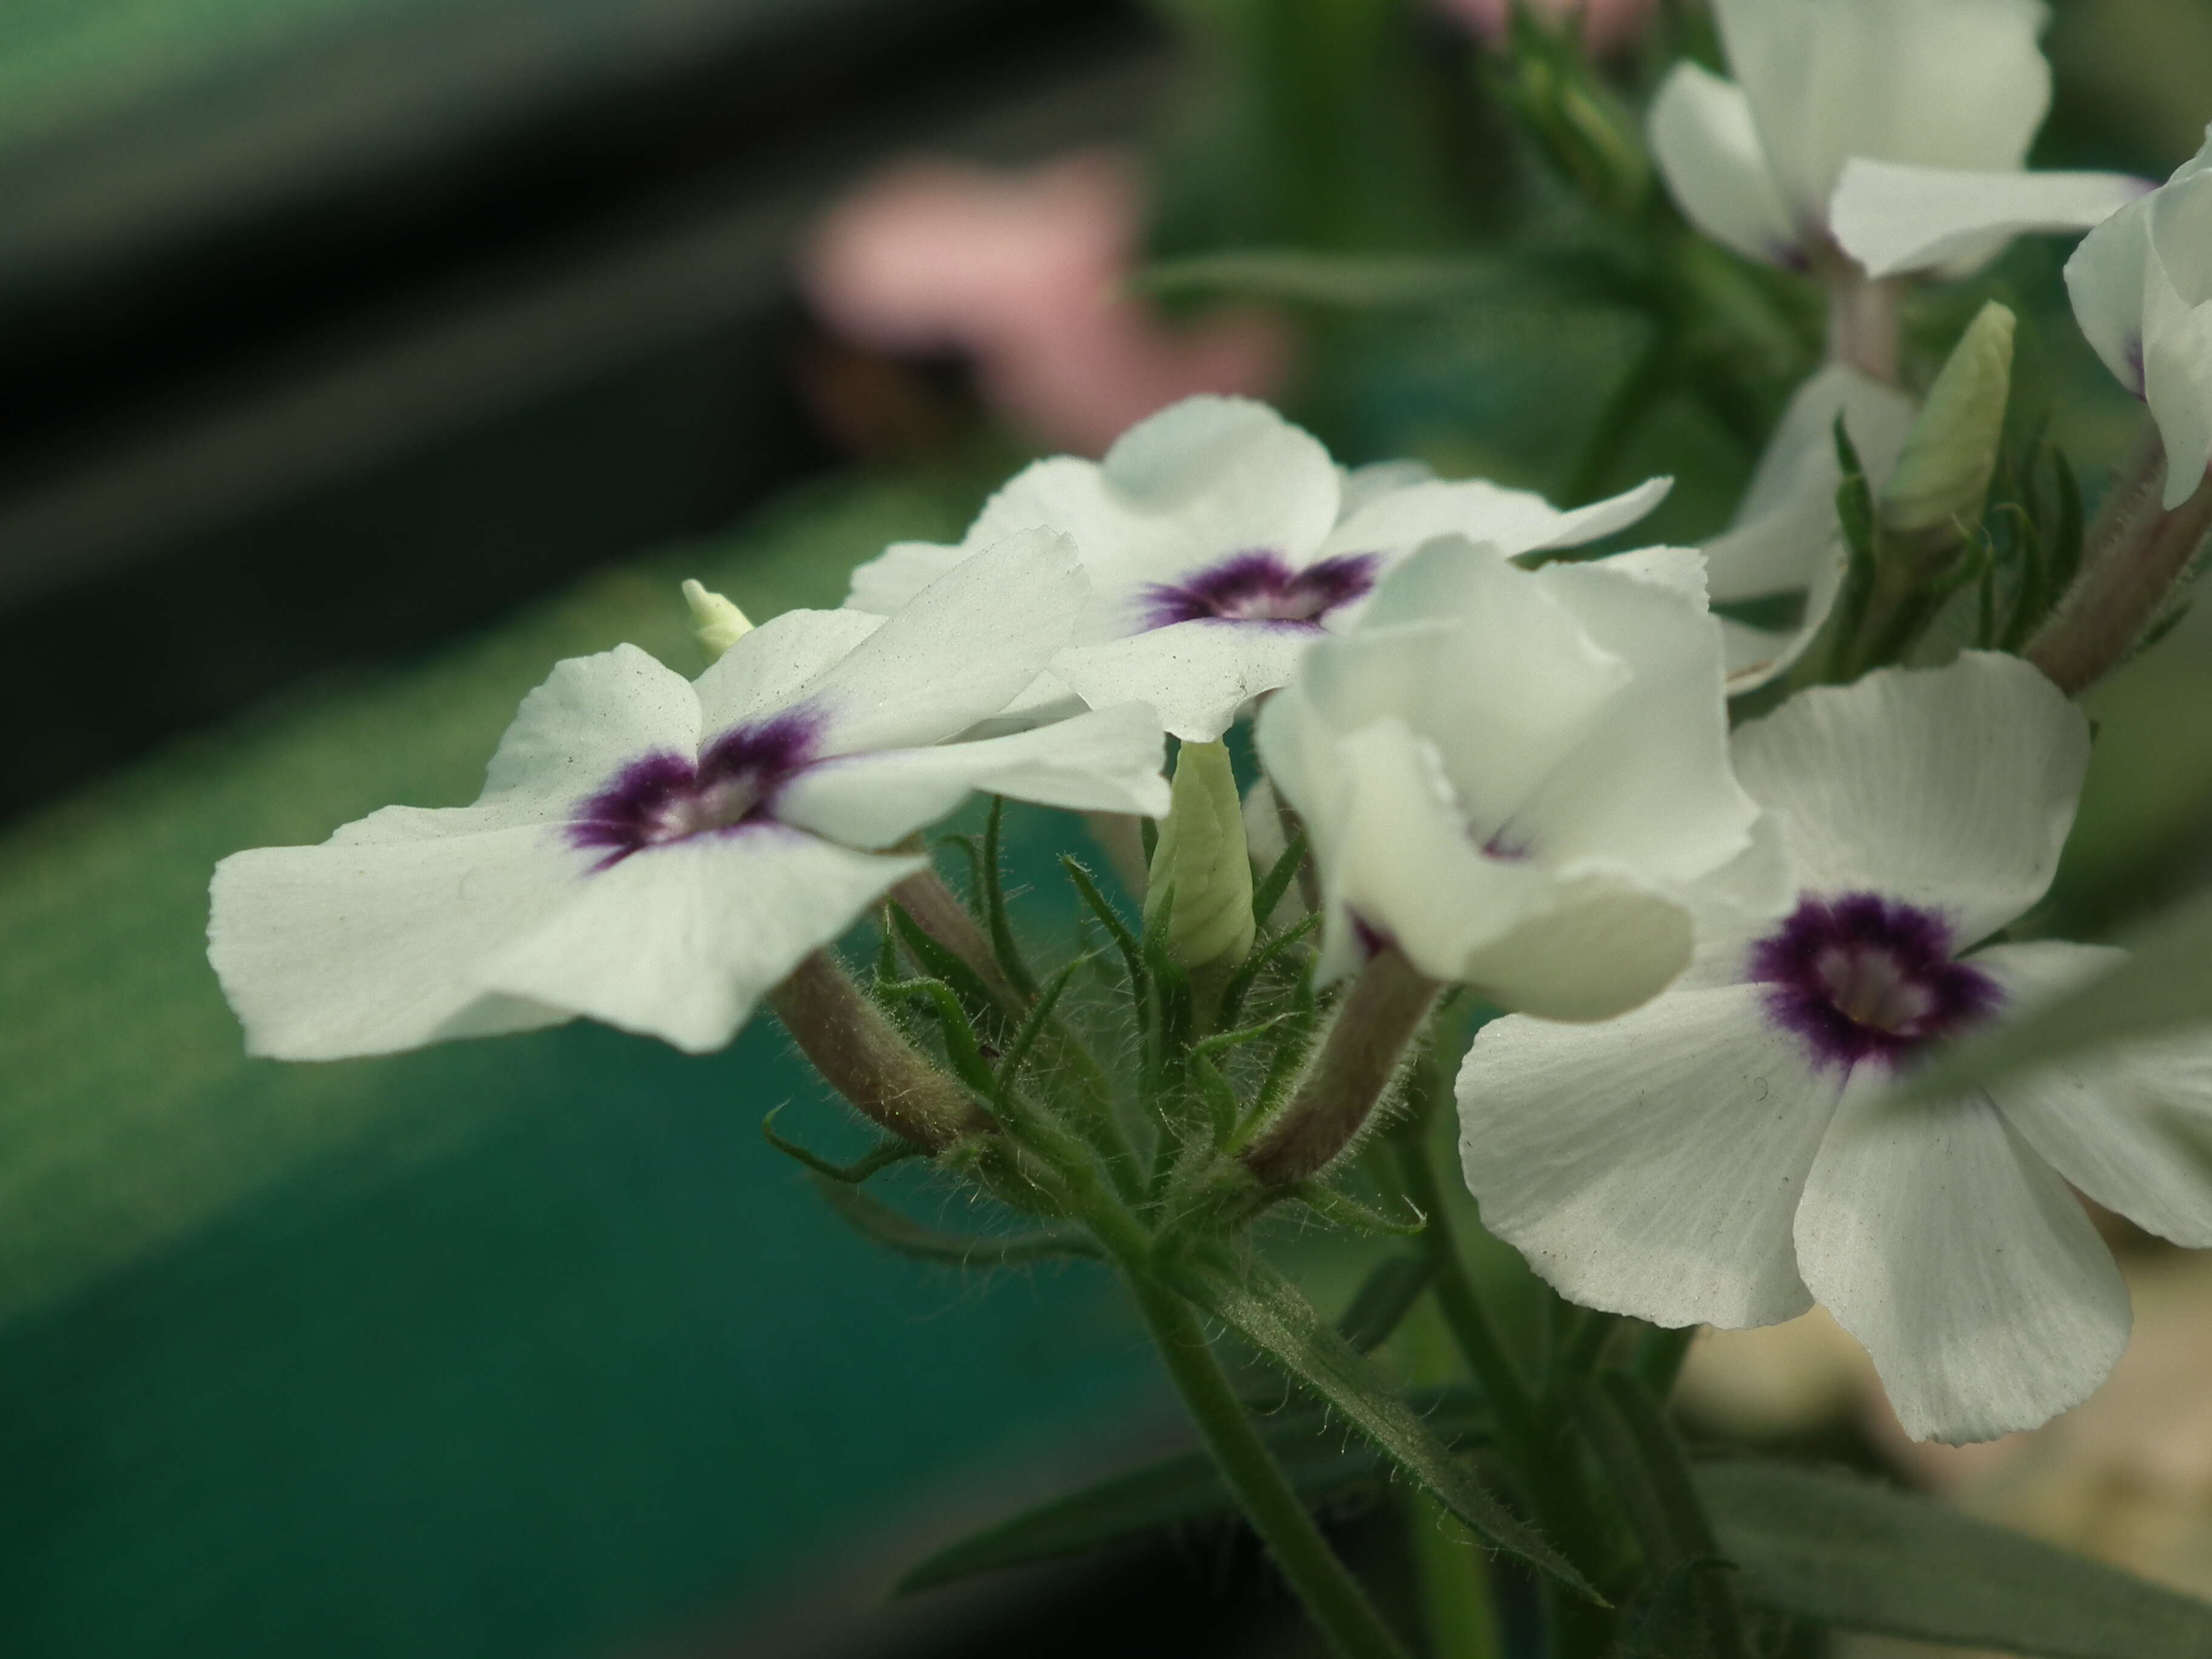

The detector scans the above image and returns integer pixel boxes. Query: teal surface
[0,473,1162,1657]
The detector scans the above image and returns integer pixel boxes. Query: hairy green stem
[1129,1276,1413,1659]
[769,953,989,1151]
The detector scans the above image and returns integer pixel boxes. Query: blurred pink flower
[802,149,1287,457]
[1439,0,1660,55]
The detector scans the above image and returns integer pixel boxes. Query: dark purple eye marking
[568,707,824,868]
[1138,550,1380,631]
[1748,893,2003,1073]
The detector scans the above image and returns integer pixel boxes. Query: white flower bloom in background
[1651,0,2136,278]
[209,532,1169,1059]
[1459,653,2212,1444]
[2063,129,2212,509]
[1706,364,1918,691]
[1255,537,1785,1021]
[846,396,1669,741]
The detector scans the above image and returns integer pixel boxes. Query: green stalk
[1128,1276,1413,1659]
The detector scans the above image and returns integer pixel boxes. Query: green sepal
[1699,1461,2212,1659]
[1250,828,1309,929]
[1174,1257,1600,1600]
[876,971,997,1099]
[1219,913,1321,1030]
[894,1384,1492,1595]
[1335,1253,1434,1356]
[982,797,1039,999]
[813,1176,1101,1269]
[1062,856,1148,1029]
[886,903,1012,1042]
[760,1106,925,1185]
[993,957,1083,1107]
[1281,1182,1425,1237]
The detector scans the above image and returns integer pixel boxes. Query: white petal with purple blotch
[1795,1069,2131,1444]
[479,827,923,1055]
[1729,654,2088,946]
[1460,985,1837,1327]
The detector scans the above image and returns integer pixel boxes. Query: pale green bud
[1880,301,2016,544]
[682,578,754,658]
[1144,740,1255,976]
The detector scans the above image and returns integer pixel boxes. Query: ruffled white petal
[479,828,923,1054]
[1052,620,1321,742]
[843,538,971,616]
[2142,177,2212,507]
[1716,0,2051,227]
[808,528,1085,754]
[1316,475,1671,563]
[2064,195,2154,397]
[478,644,703,820]
[1457,873,1698,1022]
[1795,1070,2130,1443]
[1513,557,1764,888]
[1729,654,2088,945]
[210,823,588,1059]
[1335,459,1436,523]
[775,702,1168,848]
[693,608,883,737]
[1459,986,1835,1327]
[1648,62,1800,266]
[964,397,1342,592]
[1831,159,2149,280]
[1976,941,2212,1248]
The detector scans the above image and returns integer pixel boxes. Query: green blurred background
[4,1,2212,1655]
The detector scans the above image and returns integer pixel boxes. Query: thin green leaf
[982,797,1039,999]
[888,903,1012,1043]
[762,1107,925,1184]
[994,959,1083,1105]
[1251,830,1310,928]
[1698,1461,2212,1659]
[879,972,997,1097]
[1062,856,1148,1022]
[2049,445,2086,597]
[1617,1561,1748,1659]
[1631,1324,1698,1401]
[1221,913,1321,1029]
[896,1385,1492,1594]
[1175,1258,1600,1600]
[1897,885,2212,1103]
[1336,1254,1435,1356]
[814,1178,1101,1269]
[1285,1183,1426,1237]
[1134,250,1512,307]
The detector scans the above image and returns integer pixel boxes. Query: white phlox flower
[1253,536,1788,1022]
[209,532,1170,1059]
[2062,129,2212,509]
[844,396,1671,742]
[1706,364,1918,692]
[1652,0,2139,278]
[1458,653,2212,1444]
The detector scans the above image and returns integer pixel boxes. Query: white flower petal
[1831,159,2150,280]
[693,608,884,736]
[807,528,1085,754]
[1730,364,1919,533]
[1336,458,1437,523]
[1345,543,1629,834]
[1976,940,2212,1248]
[1459,987,1834,1327]
[1513,559,1763,888]
[480,828,923,1054]
[2143,267,2212,509]
[776,703,1169,848]
[210,823,587,1059]
[843,538,971,616]
[1053,620,1319,742]
[1648,62,1800,266]
[1459,873,1698,1022]
[1717,0,2051,227]
[1319,475,1671,563]
[966,396,1341,590]
[1795,1070,2130,1444]
[2064,196,2154,397]
[1729,654,2088,944]
[477,644,703,820]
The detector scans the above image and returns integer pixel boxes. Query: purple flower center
[1138,550,1380,631]
[1749,893,2002,1072]
[568,708,822,867]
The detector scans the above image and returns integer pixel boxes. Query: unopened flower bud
[1880,301,2015,545]
[1145,740,1255,977]
[682,579,754,659]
